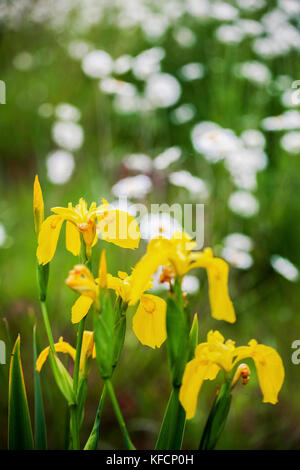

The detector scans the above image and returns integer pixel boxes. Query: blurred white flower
[222,247,253,270]
[211,2,239,20]
[0,223,7,247]
[237,61,271,85]
[140,213,182,240]
[46,150,75,185]
[182,275,200,294]
[169,170,209,198]
[225,148,268,174]
[241,129,265,148]
[228,190,259,217]
[186,0,210,18]
[112,175,152,199]
[281,88,300,108]
[123,153,153,173]
[262,110,300,131]
[141,14,169,40]
[236,0,265,11]
[145,73,181,108]
[179,63,205,81]
[216,25,244,44]
[223,233,253,252]
[271,255,299,281]
[68,40,92,60]
[114,55,133,75]
[192,122,240,162]
[173,27,196,48]
[132,47,165,80]
[154,147,182,170]
[236,19,264,37]
[82,50,113,78]
[100,78,136,97]
[171,103,196,125]
[114,93,143,114]
[280,131,300,154]
[279,0,300,15]
[55,103,81,122]
[52,121,84,151]
[13,51,33,70]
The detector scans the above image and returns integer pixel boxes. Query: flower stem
[73,316,86,396]
[70,405,80,450]
[105,379,135,450]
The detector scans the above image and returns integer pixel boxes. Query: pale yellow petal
[71,295,94,324]
[132,294,167,348]
[36,346,50,372]
[36,215,64,265]
[36,338,76,372]
[65,221,81,256]
[79,331,95,370]
[97,209,140,250]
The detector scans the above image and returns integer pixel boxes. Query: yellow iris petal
[36,337,76,372]
[33,175,44,236]
[36,215,64,265]
[132,294,167,349]
[71,295,94,324]
[97,209,141,250]
[235,340,285,404]
[179,358,217,419]
[206,258,236,323]
[79,331,95,371]
[65,221,81,256]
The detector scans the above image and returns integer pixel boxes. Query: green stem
[70,405,80,450]
[73,317,86,396]
[40,301,55,354]
[105,379,135,450]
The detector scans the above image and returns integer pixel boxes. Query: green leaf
[84,384,107,450]
[155,387,186,450]
[33,325,47,450]
[8,335,34,450]
[112,315,126,369]
[166,295,189,387]
[48,352,76,405]
[199,381,232,450]
[188,314,198,361]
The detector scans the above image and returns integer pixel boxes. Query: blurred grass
[1,0,300,450]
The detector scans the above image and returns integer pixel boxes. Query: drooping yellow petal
[36,337,76,372]
[132,294,167,348]
[65,221,81,256]
[66,265,98,300]
[206,258,236,323]
[179,358,217,419]
[97,209,141,250]
[33,175,44,236]
[71,295,94,324]
[235,340,284,404]
[36,215,64,265]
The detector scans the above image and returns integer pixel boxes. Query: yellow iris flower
[107,271,167,349]
[179,330,285,419]
[36,331,95,374]
[66,254,167,349]
[129,231,235,323]
[36,197,140,265]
